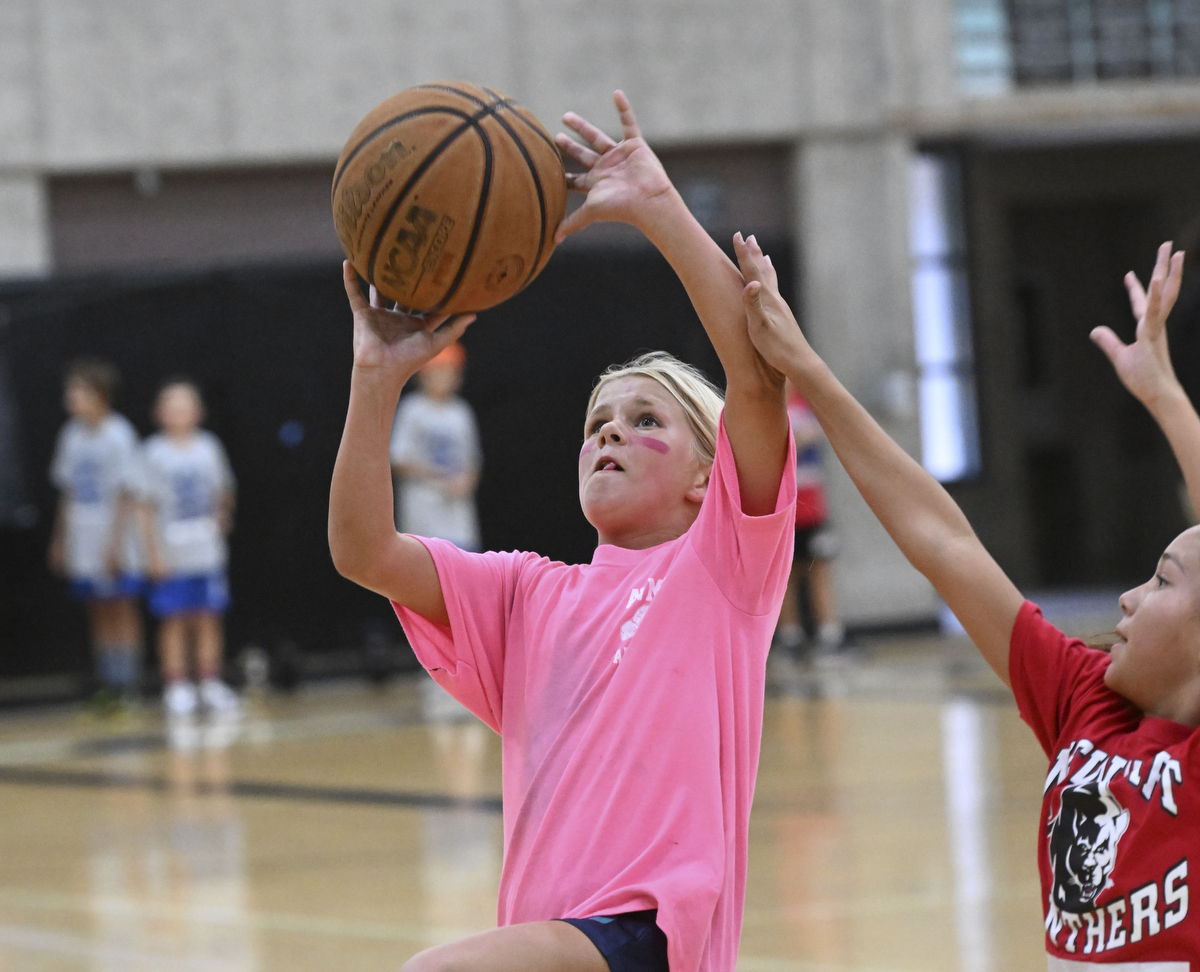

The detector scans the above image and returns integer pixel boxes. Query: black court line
[0,765,502,812]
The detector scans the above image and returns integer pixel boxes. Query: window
[909,154,982,482]
[954,0,1200,88]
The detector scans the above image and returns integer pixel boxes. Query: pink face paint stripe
[580,440,597,457]
[631,433,669,454]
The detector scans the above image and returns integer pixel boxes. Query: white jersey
[50,413,143,580]
[137,430,235,575]
[390,392,481,549]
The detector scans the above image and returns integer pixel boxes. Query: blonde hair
[586,352,725,466]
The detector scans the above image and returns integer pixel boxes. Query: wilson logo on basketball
[333,138,415,251]
[378,205,455,297]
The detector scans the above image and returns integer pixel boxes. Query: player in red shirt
[734,236,1198,966]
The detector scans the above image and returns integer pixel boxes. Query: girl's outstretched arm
[733,236,1024,685]
[555,92,788,516]
[328,262,474,625]
[1091,242,1200,511]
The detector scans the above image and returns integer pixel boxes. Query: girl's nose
[1118,587,1137,617]
[598,421,623,446]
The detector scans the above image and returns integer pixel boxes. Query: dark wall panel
[0,241,794,679]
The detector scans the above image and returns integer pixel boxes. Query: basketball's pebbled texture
[332,82,567,315]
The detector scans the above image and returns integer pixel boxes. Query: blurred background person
[390,342,481,552]
[776,379,844,659]
[47,358,145,711]
[390,342,481,721]
[137,378,239,718]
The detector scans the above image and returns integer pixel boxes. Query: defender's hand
[554,91,673,241]
[342,262,474,380]
[1090,241,1185,408]
[734,232,807,383]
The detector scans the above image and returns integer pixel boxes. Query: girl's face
[1107,525,1200,724]
[156,384,203,438]
[578,376,710,549]
[64,378,107,425]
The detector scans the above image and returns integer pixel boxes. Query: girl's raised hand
[553,90,673,242]
[1090,241,1185,407]
[342,261,474,379]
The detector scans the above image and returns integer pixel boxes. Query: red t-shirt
[787,391,827,529]
[1009,601,1198,964]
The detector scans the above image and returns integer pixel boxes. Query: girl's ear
[686,465,712,505]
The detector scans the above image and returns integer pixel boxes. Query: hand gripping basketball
[342,261,474,379]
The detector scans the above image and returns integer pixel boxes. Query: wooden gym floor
[0,627,1069,972]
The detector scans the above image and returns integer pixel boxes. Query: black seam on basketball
[488,104,549,288]
[488,92,559,154]
[367,100,504,305]
[428,121,494,314]
[332,105,468,199]
[364,107,480,287]
[414,87,554,286]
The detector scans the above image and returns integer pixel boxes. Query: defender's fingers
[733,232,766,282]
[613,90,641,141]
[1090,325,1126,365]
[555,132,600,169]
[562,111,617,154]
[342,261,369,311]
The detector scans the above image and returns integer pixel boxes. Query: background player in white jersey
[136,378,239,717]
[390,342,482,551]
[48,359,145,709]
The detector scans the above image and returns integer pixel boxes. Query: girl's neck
[165,428,199,445]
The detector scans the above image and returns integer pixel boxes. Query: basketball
[332,82,567,315]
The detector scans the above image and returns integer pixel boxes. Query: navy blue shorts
[148,572,230,618]
[559,910,668,972]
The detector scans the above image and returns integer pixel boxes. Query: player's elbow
[328,530,375,586]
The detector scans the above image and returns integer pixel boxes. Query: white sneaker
[199,678,241,714]
[164,681,198,716]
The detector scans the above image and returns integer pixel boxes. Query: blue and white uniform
[390,392,481,550]
[137,431,235,617]
[50,414,143,600]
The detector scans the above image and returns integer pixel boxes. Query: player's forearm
[785,351,977,581]
[1147,382,1200,516]
[329,368,404,579]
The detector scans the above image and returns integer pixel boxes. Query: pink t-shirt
[394,416,796,972]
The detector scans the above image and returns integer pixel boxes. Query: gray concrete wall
[796,135,938,625]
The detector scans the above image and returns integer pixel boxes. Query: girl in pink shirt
[328,92,796,972]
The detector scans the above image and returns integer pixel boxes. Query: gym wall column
[792,135,939,628]
[0,174,50,280]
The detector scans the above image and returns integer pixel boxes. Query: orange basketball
[332,82,567,315]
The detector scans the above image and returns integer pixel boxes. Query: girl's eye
[637,414,660,428]
[1157,574,1168,587]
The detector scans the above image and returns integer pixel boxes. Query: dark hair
[65,358,120,405]
[156,374,204,405]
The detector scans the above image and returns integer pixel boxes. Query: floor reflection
[89,716,256,971]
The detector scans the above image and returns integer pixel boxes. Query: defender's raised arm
[732,235,1024,684]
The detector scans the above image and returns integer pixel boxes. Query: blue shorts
[148,573,230,618]
[559,910,668,972]
[69,574,144,603]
